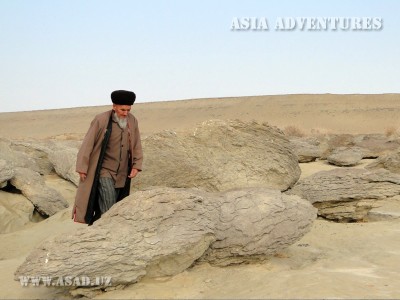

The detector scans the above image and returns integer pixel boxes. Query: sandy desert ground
[0,94,400,299]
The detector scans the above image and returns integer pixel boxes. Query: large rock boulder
[10,167,69,217]
[288,168,400,222]
[15,187,316,294]
[138,120,301,192]
[327,147,364,166]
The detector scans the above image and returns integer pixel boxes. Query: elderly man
[72,90,143,224]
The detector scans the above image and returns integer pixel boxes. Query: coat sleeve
[131,117,143,171]
[76,117,102,174]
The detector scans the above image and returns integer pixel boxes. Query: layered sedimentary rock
[288,168,400,221]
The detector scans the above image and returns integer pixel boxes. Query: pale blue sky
[0,0,399,112]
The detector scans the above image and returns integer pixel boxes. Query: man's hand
[128,168,139,178]
[78,172,87,181]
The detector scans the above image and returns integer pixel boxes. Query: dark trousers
[98,177,121,214]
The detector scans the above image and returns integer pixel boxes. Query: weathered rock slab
[10,167,69,217]
[15,187,316,292]
[288,168,400,222]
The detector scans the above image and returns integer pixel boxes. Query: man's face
[113,104,131,118]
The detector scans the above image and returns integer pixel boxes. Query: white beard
[113,112,127,129]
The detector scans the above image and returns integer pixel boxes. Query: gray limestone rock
[138,120,301,192]
[288,168,400,222]
[15,187,316,294]
[10,167,69,217]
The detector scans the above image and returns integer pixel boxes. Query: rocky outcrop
[366,149,400,174]
[10,167,69,217]
[327,147,364,166]
[15,187,316,294]
[138,120,301,192]
[287,168,400,222]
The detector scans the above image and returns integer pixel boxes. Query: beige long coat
[72,110,143,223]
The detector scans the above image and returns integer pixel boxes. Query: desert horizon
[1,94,400,141]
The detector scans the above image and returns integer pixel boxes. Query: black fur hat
[111,90,136,105]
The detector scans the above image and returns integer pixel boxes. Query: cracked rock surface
[139,119,300,192]
[14,187,316,291]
